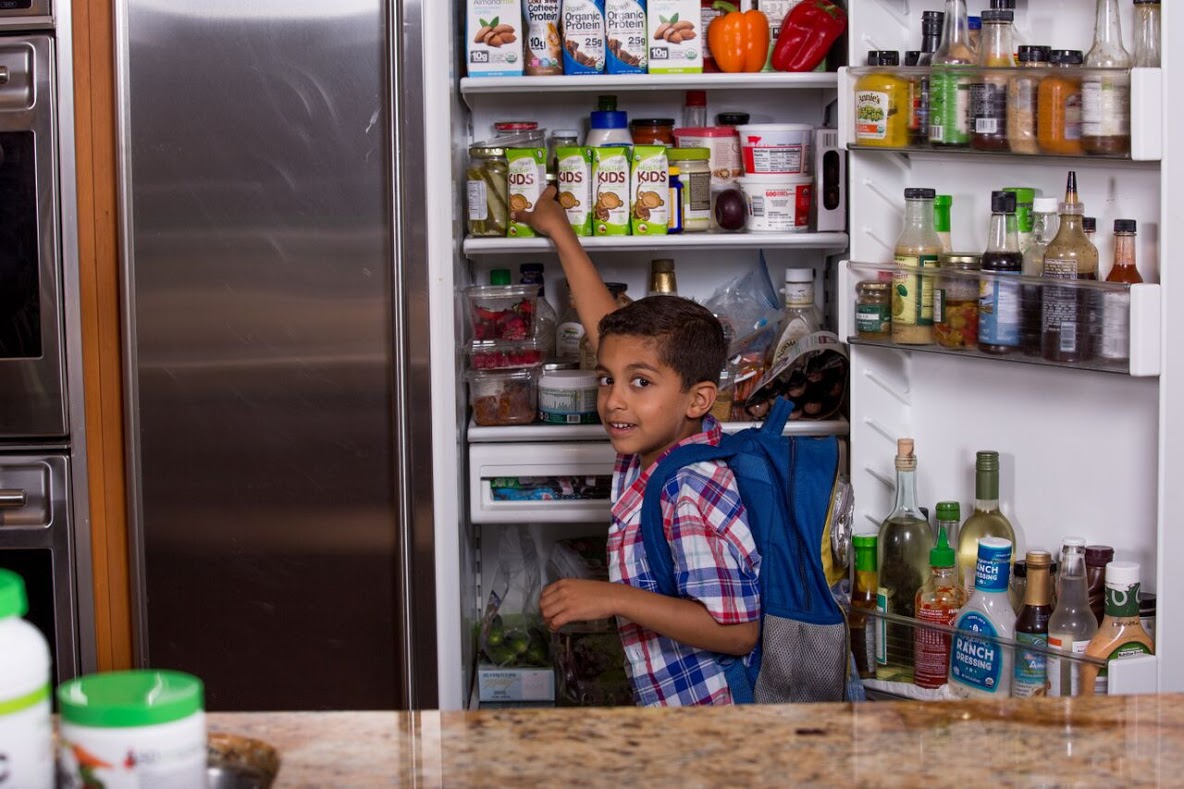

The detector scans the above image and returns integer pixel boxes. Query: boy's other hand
[511,185,570,239]
[540,578,618,631]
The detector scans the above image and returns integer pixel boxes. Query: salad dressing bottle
[1080,562,1155,695]
[892,189,943,345]
[1041,171,1098,363]
[949,536,1016,698]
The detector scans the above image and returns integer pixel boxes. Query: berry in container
[465,284,538,341]
[467,368,539,426]
[468,338,546,370]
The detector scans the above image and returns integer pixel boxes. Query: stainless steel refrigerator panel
[120,2,407,710]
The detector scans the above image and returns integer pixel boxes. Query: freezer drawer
[469,442,616,524]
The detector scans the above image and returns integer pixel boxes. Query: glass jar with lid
[666,147,711,232]
[855,280,892,340]
[934,253,982,349]
[630,118,676,145]
[467,143,509,237]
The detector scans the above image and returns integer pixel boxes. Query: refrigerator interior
[426,0,1179,708]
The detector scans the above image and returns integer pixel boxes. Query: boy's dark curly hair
[598,295,726,390]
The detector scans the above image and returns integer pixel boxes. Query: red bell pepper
[771,0,847,73]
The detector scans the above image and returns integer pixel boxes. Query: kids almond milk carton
[507,148,547,237]
[591,147,631,236]
[556,146,594,236]
[467,0,524,77]
[646,0,702,74]
[629,146,669,236]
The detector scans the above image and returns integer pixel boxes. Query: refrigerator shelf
[468,417,850,442]
[463,232,850,256]
[460,72,839,96]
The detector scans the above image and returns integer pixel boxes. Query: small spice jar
[666,147,712,232]
[934,253,982,350]
[855,280,892,340]
[630,118,676,146]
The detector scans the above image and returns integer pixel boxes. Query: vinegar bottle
[913,526,966,689]
[977,191,1023,355]
[949,536,1016,698]
[1080,561,1155,695]
[1020,197,1060,356]
[1041,171,1098,363]
[955,450,1017,596]
[1047,538,1098,696]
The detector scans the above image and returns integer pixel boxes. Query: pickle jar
[467,143,509,237]
[855,280,892,340]
[934,253,982,349]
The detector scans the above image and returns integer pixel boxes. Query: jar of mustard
[856,280,892,340]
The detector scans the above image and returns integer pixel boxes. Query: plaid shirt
[607,415,760,707]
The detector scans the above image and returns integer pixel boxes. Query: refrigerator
[423,0,1181,709]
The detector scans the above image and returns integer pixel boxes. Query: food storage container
[539,369,599,424]
[467,368,539,426]
[468,338,545,370]
[467,143,509,237]
[0,569,53,789]
[465,284,538,341]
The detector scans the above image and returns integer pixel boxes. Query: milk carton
[630,146,669,236]
[507,148,547,237]
[467,0,525,77]
[592,147,631,236]
[605,0,647,74]
[556,146,594,236]
[646,0,702,74]
[561,0,607,75]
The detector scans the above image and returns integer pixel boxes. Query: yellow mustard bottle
[855,51,910,148]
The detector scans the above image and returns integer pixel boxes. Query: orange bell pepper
[706,1,770,73]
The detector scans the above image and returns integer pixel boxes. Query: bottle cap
[1083,216,1097,233]
[934,194,952,209]
[1050,49,1085,65]
[784,268,813,283]
[922,10,944,30]
[669,165,681,176]
[1025,550,1052,569]
[975,450,1000,472]
[980,9,1013,21]
[1105,560,1140,587]
[590,110,628,129]
[1062,536,1087,548]
[991,0,1016,7]
[667,147,711,161]
[866,50,879,66]
[552,129,581,139]
[0,569,29,618]
[1003,187,1036,205]
[904,187,936,199]
[716,112,750,126]
[853,535,878,571]
[968,15,982,30]
[1033,197,1059,213]
[940,253,982,270]
[930,526,956,568]
[59,670,205,728]
[895,438,917,471]
[905,51,921,67]
[685,89,706,108]
[596,95,618,111]
[651,259,675,274]
[1013,559,1027,578]
[936,501,961,522]
[991,191,1017,213]
[1085,545,1115,565]
[490,269,512,286]
[875,51,900,66]
[1017,45,1048,63]
[1115,219,1137,233]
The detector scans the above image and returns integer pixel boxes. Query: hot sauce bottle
[914,526,966,689]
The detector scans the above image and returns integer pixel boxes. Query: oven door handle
[0,489,27,508]
[0,66,7,86]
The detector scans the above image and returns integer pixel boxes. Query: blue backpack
[640,397,852,703]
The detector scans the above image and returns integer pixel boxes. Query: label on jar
[979,273,1021,347]
[0,686,54,789]
[856,304,890,336]
[1063,90,1083,140]
[855,91,891,141]
[1047,636,1090,697]
[1092,640,1154,695]
[556,321,585,360]
[681,168,712,225]
[60,714,208,789]
[970,81,1007,135]
[914,605,955,688]
[1013,631,1049,697]
[1041,257,1083,353]
[1082,78,1131,137]
[892,255,939,327]
[1099,289,1131,361]
[468,179,488,221]
[539,383,599,423]
[950,613,1004,694]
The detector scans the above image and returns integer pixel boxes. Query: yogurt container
[737,174,813,232]
[736,123,814,176]
[672,126,742,188]
[0,569,54,789]
[58,670,207,789]
[539,369,600,424]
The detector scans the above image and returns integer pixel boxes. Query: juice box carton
[466,0,524,77]
[507,148,547,237]
[630,145,669,236]
[556,146,594,237]
[592,147,631,236]
[561,0,607,75]
[646,0,702,74]
[605,0,648,74]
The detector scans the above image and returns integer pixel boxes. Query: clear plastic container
[465,284,538,342]
[468,338,546,370]
[467,368,539,425]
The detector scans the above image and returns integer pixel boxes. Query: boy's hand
[512,185,571,240]
[540,578,619,631]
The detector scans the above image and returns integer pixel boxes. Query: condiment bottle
[1007,45,1048,155]
[854,51,910,148]
[949,536,1016,698]
[912,11,945,146]
[1008,558,1028,614]
[978,190,1023,355]
[851,534,879,680]
[1080,561,1155,695]
[892,188,943,345]
[929,0,976,148]
[1099,219,1142,363]
[935,500,960,551]
[586,95,632,148]
[876,438,935,682]
[914,525,966,689]
[647,259,678,296]
[667,166,684,233]
[1013,550,1054,697]
[934,253,981,350]
[1003,187,1036,253]
[969,9,1015,151]
[1085,544,1114,625]
[933,195,953,253]
[771,269,823,365]
[955,450,1017,596]
[1048,537,1098,697]
[1082,0,1131,156]
[1041,172,1098,363]
[1020,197,1060,356]
[1037,50,1085,155]
[1133,0,1161,68]
[0,570,53,789]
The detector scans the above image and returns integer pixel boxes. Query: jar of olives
[467,143,509,237]
[855,280,892,340]
[934,253,982,350]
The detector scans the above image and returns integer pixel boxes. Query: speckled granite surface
[208,693,1184,787]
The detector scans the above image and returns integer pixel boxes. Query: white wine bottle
[955,450,1017,596]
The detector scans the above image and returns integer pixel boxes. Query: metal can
[935,253,982,349]
[855,280,892,340]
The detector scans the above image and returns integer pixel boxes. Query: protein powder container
[58,670,207,788]
[0,569,54,789]
[539,369,600,424]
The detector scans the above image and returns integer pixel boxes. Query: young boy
[513,187,760,707]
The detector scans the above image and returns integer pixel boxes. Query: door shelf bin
[855,609,1157,700]
[469,442,616,524]
[844,262,1161,377]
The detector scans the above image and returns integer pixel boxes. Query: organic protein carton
[592,147,631,236]
[562,0,607,75]
[646,0,702,74]
[556,146,594,236]
[524,0,564,75]
[507,148,547,237]
[629,145,669,236]
[605,0,648,74]
[467,0,524,77]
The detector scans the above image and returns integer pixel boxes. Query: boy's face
[596,334,716,471]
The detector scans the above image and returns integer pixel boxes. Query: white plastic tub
[737,123,814,176]
[737,174,813,232]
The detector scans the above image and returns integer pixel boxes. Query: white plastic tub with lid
[0,569,54,789]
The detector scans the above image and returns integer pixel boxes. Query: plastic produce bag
[701,252,783,360]
[479,526,550,667]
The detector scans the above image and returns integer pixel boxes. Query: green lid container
[58,670,204,728]
[667,147,711,162]
[0,568,30,618]
[930,525,956,568]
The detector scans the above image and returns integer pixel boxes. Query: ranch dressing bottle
[949,536,1016,698]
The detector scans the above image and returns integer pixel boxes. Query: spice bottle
[1098,219,1142,363]
[914,525,966,689]
[893,188,943,345]
[1037,50,1085,155]
[1133,0,1161,68]
[1003,187,1036,253]
[1048,538,1098,697]
[851,534,879,679]
[970,9,1015,152]
[929,0,976,148]
[978,191,1023,355]
[1080,561,1155,695]
[1082,0,1131,156]
[1041,172,1098,363]
[854,51,910,148]
[934,253,981,350]
[1007,45,1048,155]
[0,570,54,789]
[949,537,1016,698]
[1085,544,1114,625]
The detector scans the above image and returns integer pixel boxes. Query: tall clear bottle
[969,9,1015,151]
[1133,0,1161,68]
[1082,0,1132,155]
[1020,197,1060,356]
[1047,538,1098,697]
[876,438,936,682]
[955,450,1017,596]
[892,189,944,345]
[929,0,977,148]
[1041,172,1098,363]
[949,537,1016,698]
[771,269,823,366]
[977,191,1023,355]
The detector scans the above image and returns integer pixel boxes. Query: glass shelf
[460,71,839,96]
[468,416,850,442]
[463,232,850,255]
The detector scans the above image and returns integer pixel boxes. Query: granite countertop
[208,692,1183,787]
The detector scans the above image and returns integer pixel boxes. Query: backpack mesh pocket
[754,614,849,703]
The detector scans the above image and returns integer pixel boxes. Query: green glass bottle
[955,450,1017,596]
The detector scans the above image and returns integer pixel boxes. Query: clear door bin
[469,442,616,523]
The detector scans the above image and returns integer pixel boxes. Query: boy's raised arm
[512,185,619,352]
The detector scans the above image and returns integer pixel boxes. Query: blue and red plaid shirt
[607,415,761,707]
